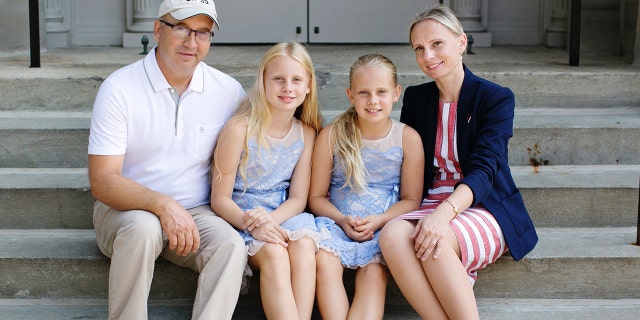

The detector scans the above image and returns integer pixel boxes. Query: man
[88,0,247,319]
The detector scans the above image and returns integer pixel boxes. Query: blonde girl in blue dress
[211,42,325,320]
[308,54,425,320]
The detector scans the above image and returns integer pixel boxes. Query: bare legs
[315,249,388,320]
[379,219,479,320]
[249,237,316,320]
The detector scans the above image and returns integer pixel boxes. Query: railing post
[637,176,639,245]
[569,0,581,66]
[29,0,41,68]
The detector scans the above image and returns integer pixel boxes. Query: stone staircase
[1,45,639,319]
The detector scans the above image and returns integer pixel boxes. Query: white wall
[0,0,45,52]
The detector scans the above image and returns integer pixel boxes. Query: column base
[123,32,157,49]
[46,32,70,48]
[546,31,567,48]
[467,32,492,47]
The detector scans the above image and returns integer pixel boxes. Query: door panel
[214,0,307,43]
[308,0,438,43]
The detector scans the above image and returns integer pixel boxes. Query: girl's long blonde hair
[213,42,322,184]
[330,54,397,191]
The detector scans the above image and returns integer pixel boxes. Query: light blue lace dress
[233,119,325,257]
[316,120,404,268]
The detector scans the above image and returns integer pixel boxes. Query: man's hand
[158,200,200,256]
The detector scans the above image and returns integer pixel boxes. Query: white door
[214,0,308,43]
[308,0,438,43]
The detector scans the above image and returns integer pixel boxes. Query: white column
[45,0,70,48]
[451,0,491,47]
[545,0,568,48]
[45,0,68,32]
[123,0,162,48]
[128,0,161,32]
[452,0,484,32]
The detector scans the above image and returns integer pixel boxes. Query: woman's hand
[410,208,451,261]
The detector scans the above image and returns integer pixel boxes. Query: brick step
[2,107,638,168]
[0,298,639,320]
[1,165,637,229]
[0,228,638,303]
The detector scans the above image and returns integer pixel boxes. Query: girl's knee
[288,235,316,252]
[379,220,411,249]
[259,243,289,260]
[315,250,342,276]
[359,263,387,279]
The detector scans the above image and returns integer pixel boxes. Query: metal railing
[637,176,640,245]
[569,0,581,66]
[29,0,40,68]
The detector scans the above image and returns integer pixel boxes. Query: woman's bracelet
[444,199,460,218]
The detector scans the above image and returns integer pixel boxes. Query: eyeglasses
[159,20,213,42]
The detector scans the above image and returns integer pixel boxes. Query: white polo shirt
[88,48,245,209]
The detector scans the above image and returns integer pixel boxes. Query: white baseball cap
[158,0,220,30]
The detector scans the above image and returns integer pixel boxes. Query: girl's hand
[410,210,450,261]
[243,207,273,231]
[340,216,374,242]
[352,215,384,234]
[250,221,289,248]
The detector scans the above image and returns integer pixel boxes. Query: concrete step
[2,107,638,168]
[0,111,89,168]
[1,298,639,320]
[0,46,638,112]
[1,165,637,229]
[0,228,638,304]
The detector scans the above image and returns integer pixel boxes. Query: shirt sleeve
[88,79,128,156]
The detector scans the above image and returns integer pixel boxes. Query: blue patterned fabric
[232,120,324,256]
[316,120,404,268]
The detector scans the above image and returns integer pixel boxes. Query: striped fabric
[397,101,507,284]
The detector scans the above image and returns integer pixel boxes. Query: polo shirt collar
[144,47,205,94]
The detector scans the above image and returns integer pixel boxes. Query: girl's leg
[348,263,387,320]
[249,243,299,320]
[315,249,349,320]
[379,220,448,319]
[287,237,317,320]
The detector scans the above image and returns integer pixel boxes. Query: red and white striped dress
[397,101,507,284]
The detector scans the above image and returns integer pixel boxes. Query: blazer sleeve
[457,79,516,208]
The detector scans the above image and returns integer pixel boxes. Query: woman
[379,5,538,320]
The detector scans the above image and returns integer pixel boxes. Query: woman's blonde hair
[409,5,464,45]
[330,54,397,191]
[213,42,322,184]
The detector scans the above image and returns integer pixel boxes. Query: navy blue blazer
[400,66,538,261]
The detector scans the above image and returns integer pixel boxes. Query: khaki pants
[93,201,247,320]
